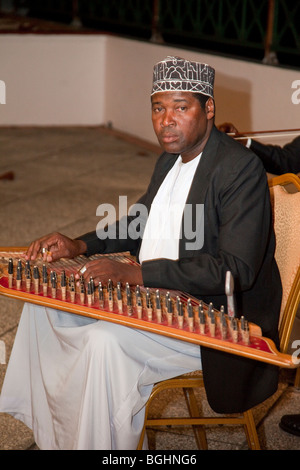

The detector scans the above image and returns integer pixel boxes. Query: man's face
[151,91,214,163]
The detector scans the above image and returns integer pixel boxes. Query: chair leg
[137,426,146,450]
[137,379,261,451]
[243,410,260,450]
[183,387,208,450]
[137,398,152,450]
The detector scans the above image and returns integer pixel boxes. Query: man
[0,56,282,450]
[218,122,300,174]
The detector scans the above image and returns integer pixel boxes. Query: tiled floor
[0,126,299,450]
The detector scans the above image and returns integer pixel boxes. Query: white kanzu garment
[0,155,202,450]
[139,154,201,262]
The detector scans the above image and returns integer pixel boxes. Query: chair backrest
[268,173,300,353]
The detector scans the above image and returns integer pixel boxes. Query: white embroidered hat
[151,56,215,98]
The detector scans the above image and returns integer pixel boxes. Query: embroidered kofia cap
[151,56,215,98]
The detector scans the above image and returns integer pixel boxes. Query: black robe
[250,135,300,175]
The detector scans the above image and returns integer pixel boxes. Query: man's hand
[76,258,143,287]
[26,232,87,262]
[218,122,239,134]
[218,122,249,146]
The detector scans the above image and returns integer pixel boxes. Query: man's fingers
[26,240,43,260]
[76,260,112,286]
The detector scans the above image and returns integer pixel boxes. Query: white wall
[0,33,299,145]
[0,34,107,125]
